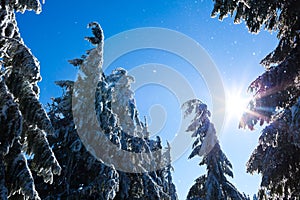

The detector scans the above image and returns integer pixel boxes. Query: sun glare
[226,90,250,122]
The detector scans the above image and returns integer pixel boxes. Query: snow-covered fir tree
[183,99,248,200]
[102,68,178,200]
[0,1,61,199]
[211,0,300,199]
[34,22,178,200]
[34,80,119,199]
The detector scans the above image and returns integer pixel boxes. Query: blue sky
[17,0,278,199]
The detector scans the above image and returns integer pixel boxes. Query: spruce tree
[183,99,248,200]
[35,22,178,200]
[211,0,300,198]
[34,80,119,200]
[0,1,61,199]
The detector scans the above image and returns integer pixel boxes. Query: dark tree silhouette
[212,0,300,198]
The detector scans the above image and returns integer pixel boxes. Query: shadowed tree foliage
[34,22,178,200]
[183,99,248,200]
[211,0,300,199]
[34,80,120,200]
[0,0,61,199]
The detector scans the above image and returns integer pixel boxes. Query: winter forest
[0,0,299,199]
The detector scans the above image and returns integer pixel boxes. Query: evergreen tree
[34,80,119,200]
[35,22,178,200]
[183,99,248,200]
[0,1,61,199]
[102,68,178,200]
[211,0,300,198]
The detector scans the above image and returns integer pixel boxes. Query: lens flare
[225,88,250,123]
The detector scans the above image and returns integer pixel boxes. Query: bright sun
[226,90,250,121]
